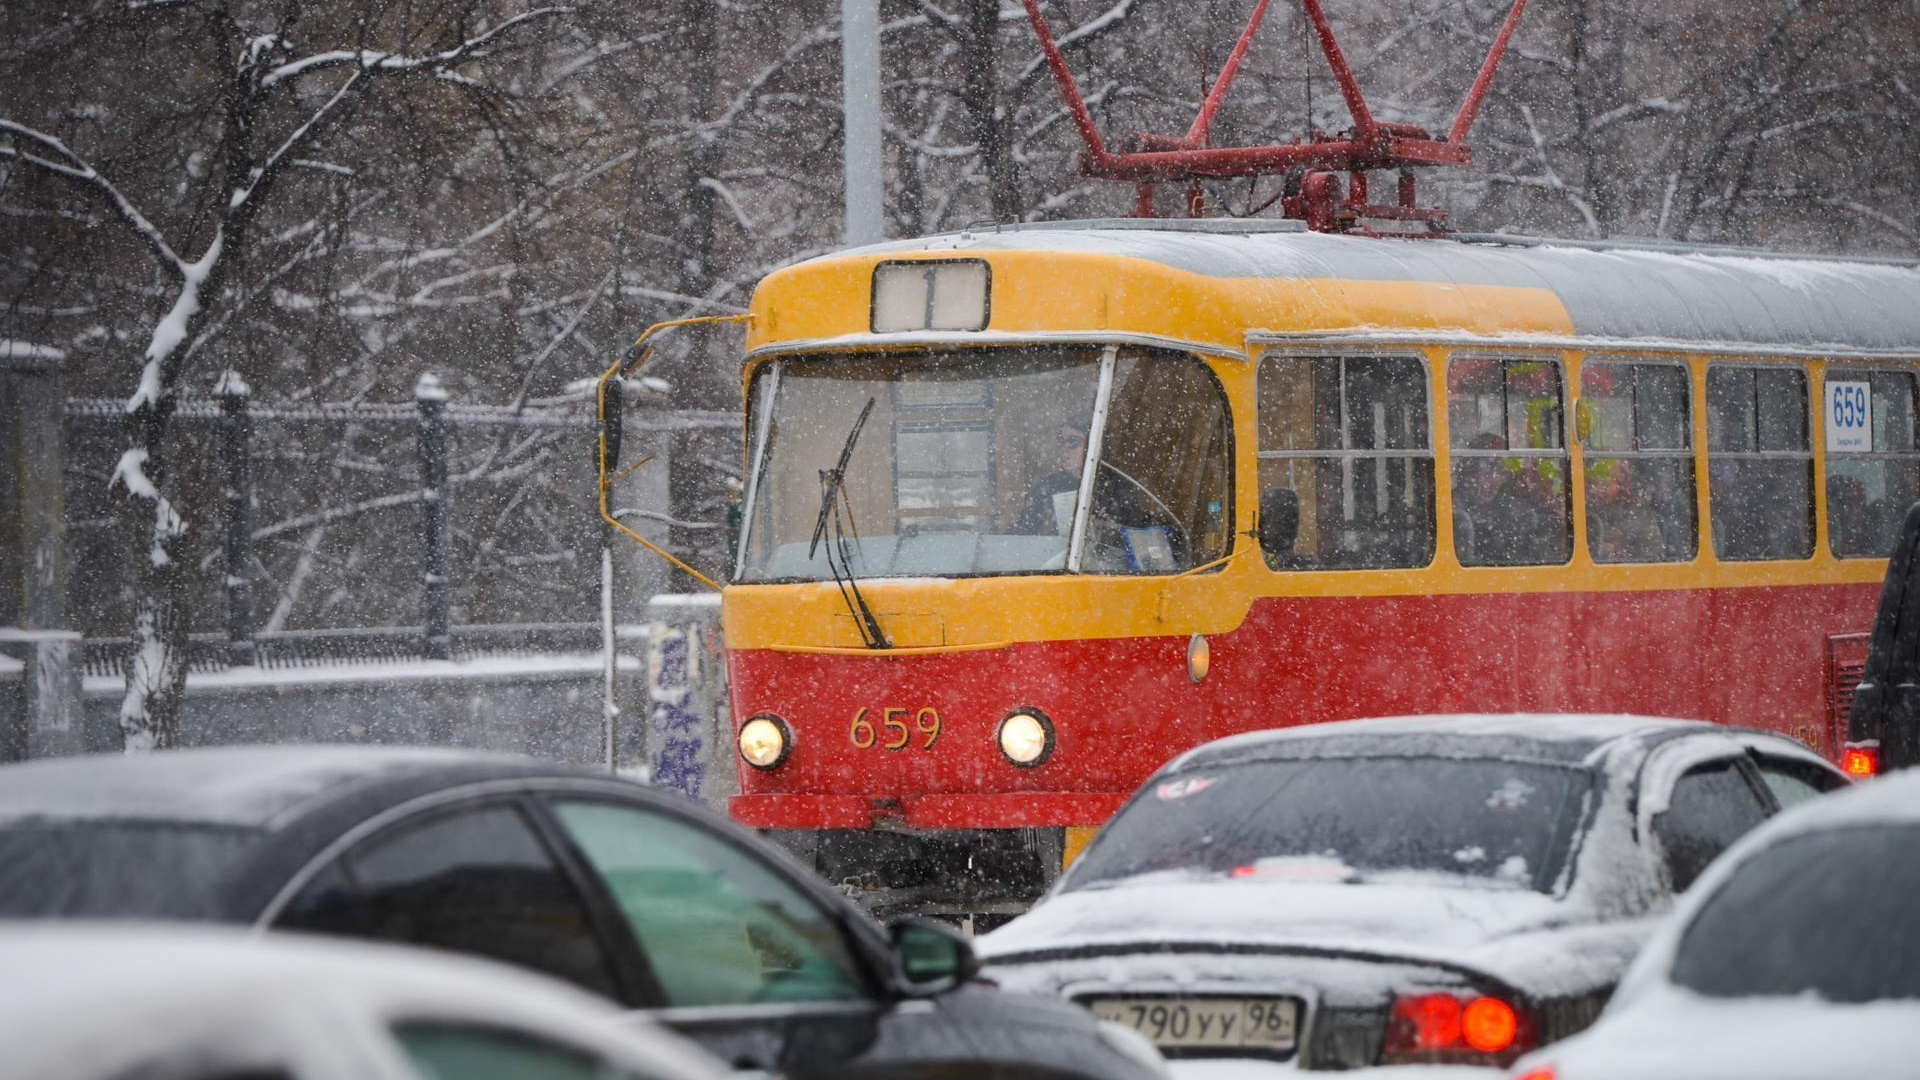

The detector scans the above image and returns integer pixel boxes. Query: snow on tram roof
[830,221,1920,355]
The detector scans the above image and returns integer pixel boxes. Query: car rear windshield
[1669,824,1920,1001]
[0,821,259,919]
[1062,757,1587,894]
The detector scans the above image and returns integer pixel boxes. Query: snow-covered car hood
[982,878,1564,962]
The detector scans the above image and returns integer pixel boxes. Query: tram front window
[737,346,1230,581]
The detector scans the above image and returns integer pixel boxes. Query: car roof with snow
[1166,713,1727,772]
[0,744,592,829]
[0,746,654,922]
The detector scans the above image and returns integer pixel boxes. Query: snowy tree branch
[0,120,185,271]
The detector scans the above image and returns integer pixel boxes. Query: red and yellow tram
[710,221,1920,905]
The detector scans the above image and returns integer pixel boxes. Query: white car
[977,715,1846,1073]
[1505,766,1920,1079]
[0,924,730,1080]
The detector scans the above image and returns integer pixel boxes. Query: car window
[1670,825,1920,1001]
[276,804,618,998]
[1061,758,1587,894]
[395,1023,658,1080]
[1651,762,1770,892]
[550,800,866,1008]
[1751,755,1841,810]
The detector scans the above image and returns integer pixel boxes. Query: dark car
[977,714,1847,1073]
[0,746,1167,1080]
[1845,500,1920,774]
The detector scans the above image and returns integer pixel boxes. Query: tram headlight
[738,714,791,769]
[996,709,1055,767]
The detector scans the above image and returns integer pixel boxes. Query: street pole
[841,0,885,247]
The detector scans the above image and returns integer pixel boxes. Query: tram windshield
[736,345,1231,582]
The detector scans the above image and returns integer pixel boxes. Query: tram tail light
[1841,741,1879,778]
[1381,993,1533,1065]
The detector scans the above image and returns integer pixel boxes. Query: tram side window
[1256,355,1434,569]
[1581,361,1698,563]
[1826,368,1920,559]
[1706,365,1813,561]
[1448,356,1572,567]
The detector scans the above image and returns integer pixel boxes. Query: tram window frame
[1447,354,1574,568]
[1255,351,1436,571]
[1706,362,1814,562]
[1579,358,1699,564]
[1824,365,1920,560]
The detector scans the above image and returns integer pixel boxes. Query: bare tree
[1,0,564,748]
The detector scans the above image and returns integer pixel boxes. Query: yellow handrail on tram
[596,314,753,594]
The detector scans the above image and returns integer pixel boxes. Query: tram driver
[1014,420,1147,546]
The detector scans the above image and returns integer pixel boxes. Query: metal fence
[64,378,738,674]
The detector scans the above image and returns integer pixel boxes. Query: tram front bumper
[730,790,1130,830]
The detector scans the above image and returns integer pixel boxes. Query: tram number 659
[850,706,942,751]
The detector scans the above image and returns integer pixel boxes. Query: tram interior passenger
[1580,360,1697,564]
[1448,357,1572,567]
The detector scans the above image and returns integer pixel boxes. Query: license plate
[1087,996,1300,1051]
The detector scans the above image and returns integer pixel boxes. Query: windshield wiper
[809,397,890,649]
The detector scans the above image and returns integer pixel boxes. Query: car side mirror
[889,918,979,996]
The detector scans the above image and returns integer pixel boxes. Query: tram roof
[799,220,1920,356]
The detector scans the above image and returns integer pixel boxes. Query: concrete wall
[80,655,640,765]
[52,595,735,814]
[2,349,86,759]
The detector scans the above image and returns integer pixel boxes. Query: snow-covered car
[0,923,728,1080]
[1505,765,1920,1080]
[0,746,1167,1080]
[977,714,1847,1073]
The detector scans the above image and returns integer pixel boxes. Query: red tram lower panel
[727,581,1875,831]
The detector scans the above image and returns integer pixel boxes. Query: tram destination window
[1580,361,1698,563]
[1706,364,1813,562]
[1448,356,1572,567]
[1825,368,1920,558]
[1257,355,1434,569]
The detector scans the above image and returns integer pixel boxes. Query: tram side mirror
[1573,397,1594,446]
[890,919,979,996]
[1259,487,1302,560]
[598,377,626,473]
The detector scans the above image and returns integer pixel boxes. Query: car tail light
[1841,741,1879,778]
[1381,992,1534,1065]
[1513,1068,1556,1080]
